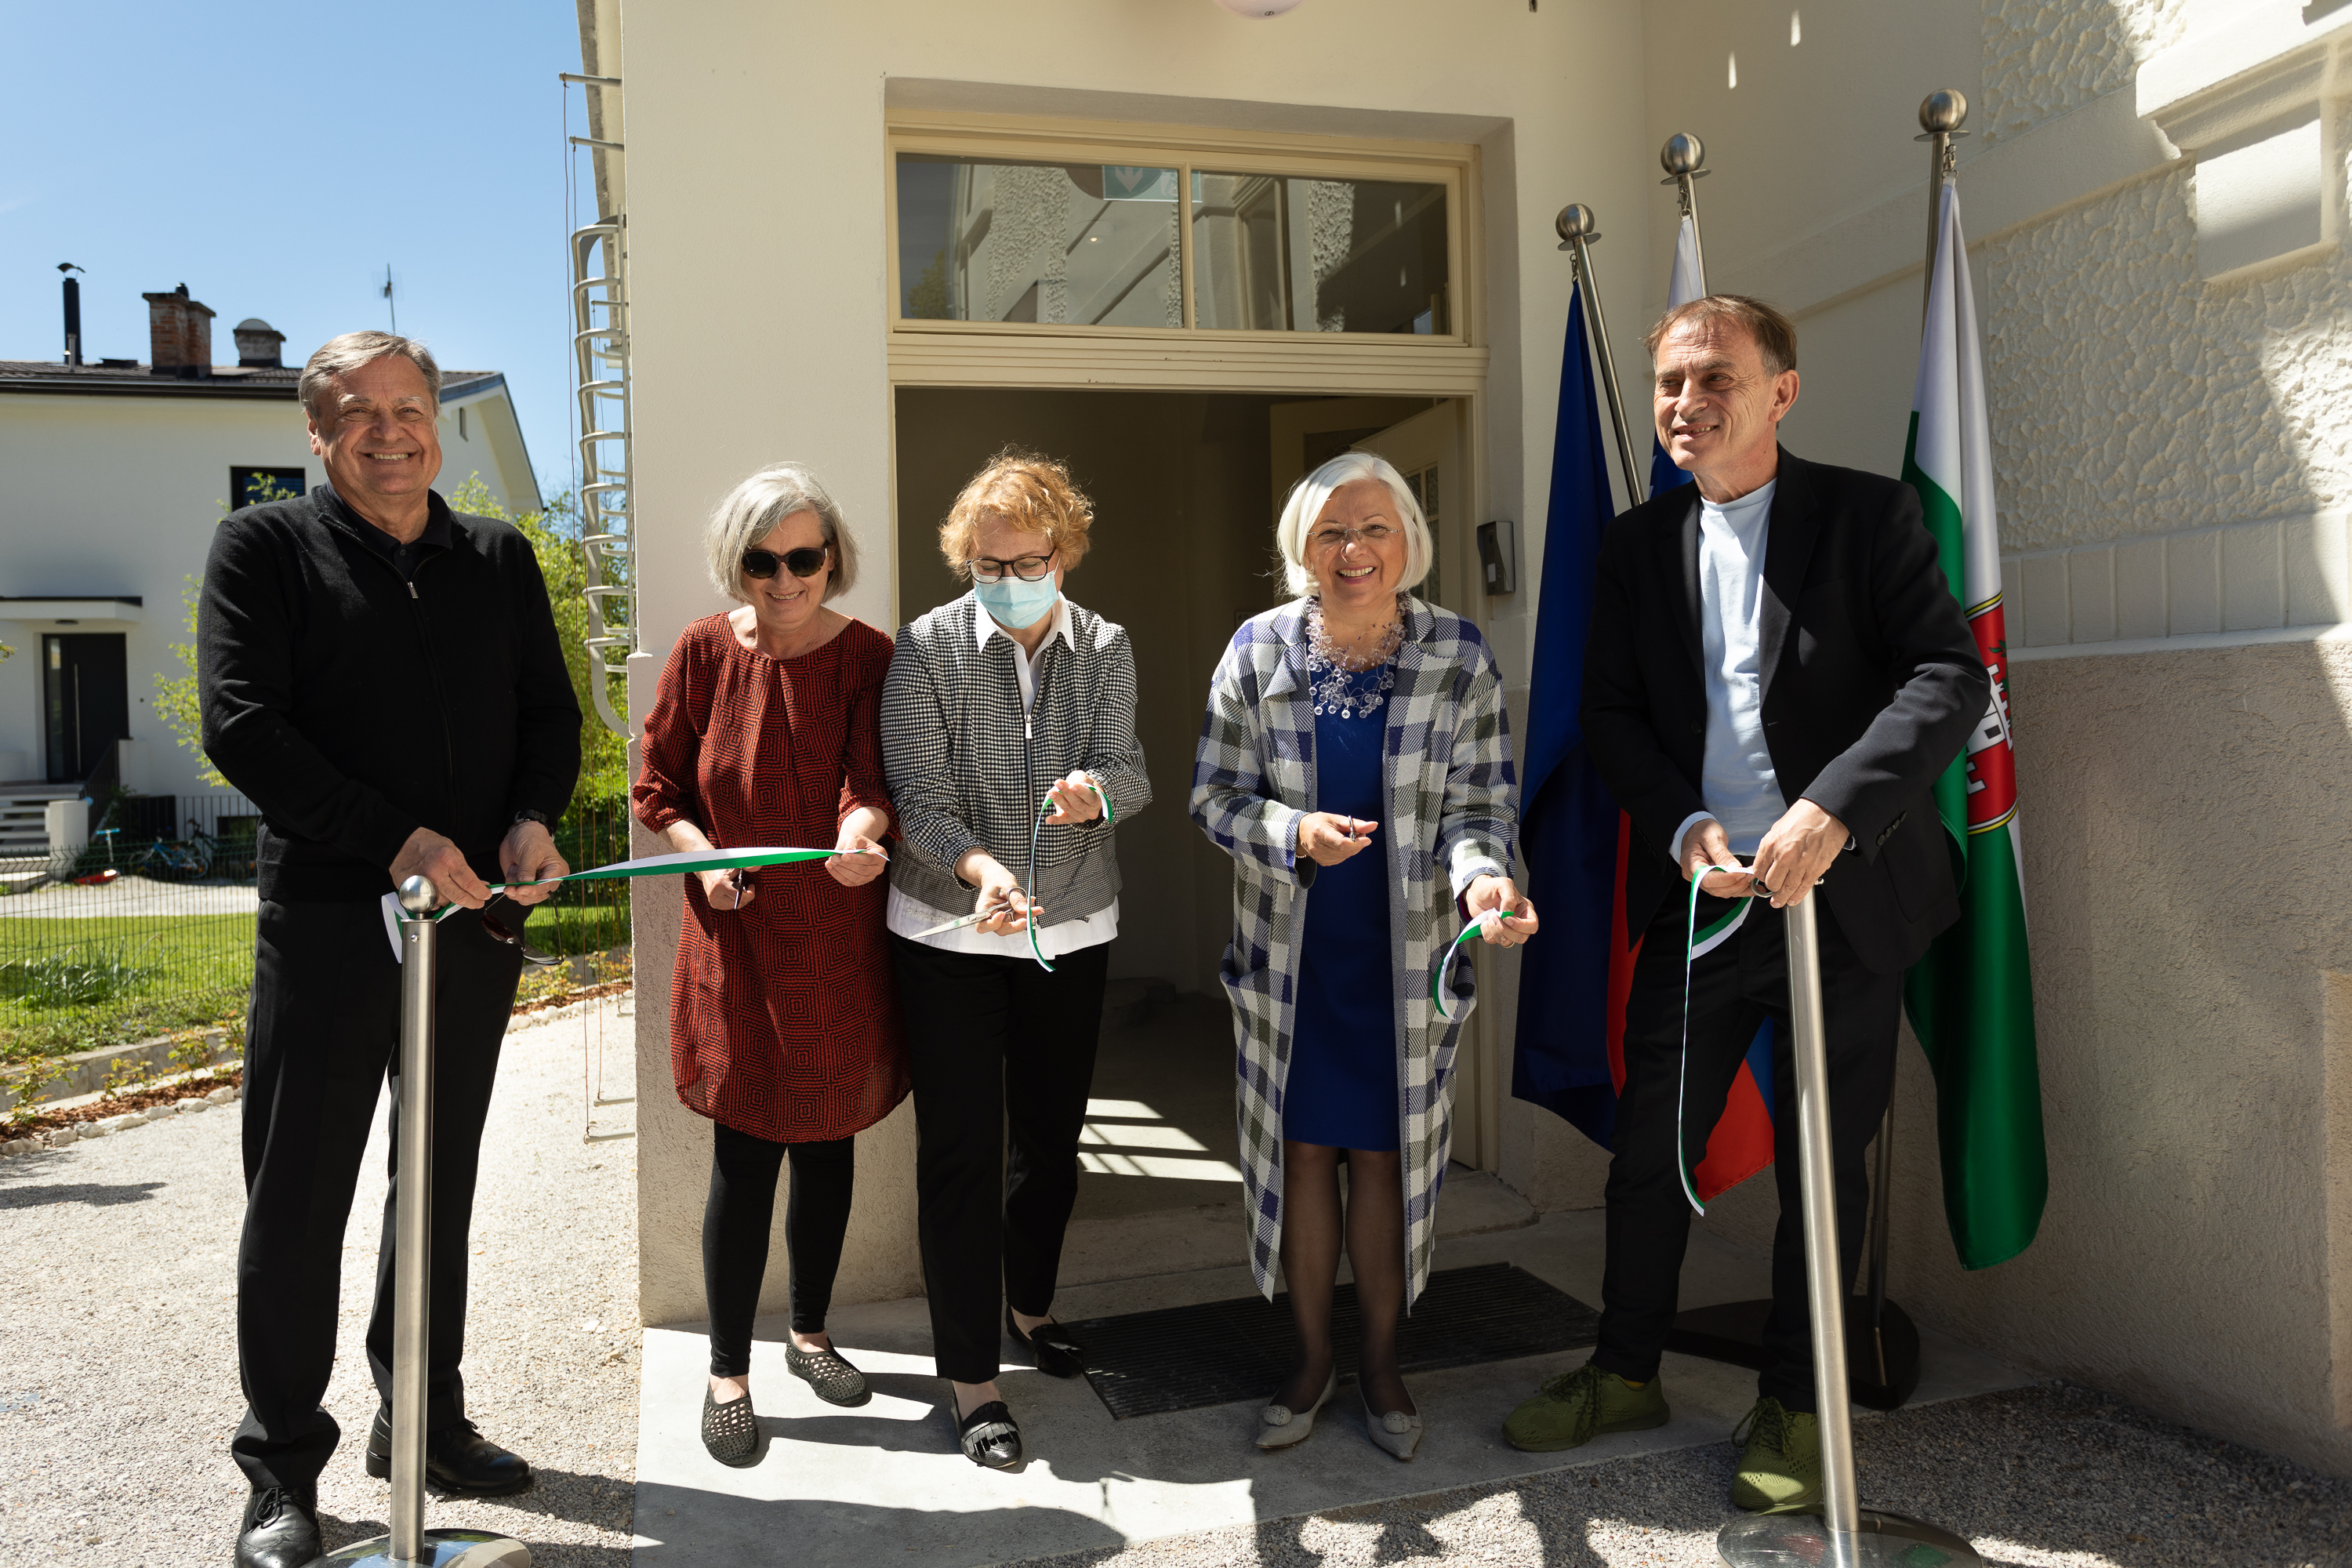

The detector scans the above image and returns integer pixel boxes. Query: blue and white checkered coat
[1190,597,1517,1306]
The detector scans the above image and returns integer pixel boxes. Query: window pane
[1191,173,1447,334]
[895,154,1181,327]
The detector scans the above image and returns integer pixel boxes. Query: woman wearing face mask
[1192,451,1534,1462]
[878,448,1149,1469]
[633,463,906,1466]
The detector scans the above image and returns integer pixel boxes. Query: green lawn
[0,913,256,1065]
[522,898,632,958]
[0,896,636,1065]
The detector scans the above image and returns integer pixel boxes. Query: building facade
[0,283,540,855]
[590,0,2352,1475]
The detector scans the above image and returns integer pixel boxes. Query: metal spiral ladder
[565,71,633,739]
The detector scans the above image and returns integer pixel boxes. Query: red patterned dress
[632,615,908,1142]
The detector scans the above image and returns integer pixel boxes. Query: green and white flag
[1900,179,2049,1271]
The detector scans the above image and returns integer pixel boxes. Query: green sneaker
[1730,1396,1823,1512]
[1502,1361,1669,1452]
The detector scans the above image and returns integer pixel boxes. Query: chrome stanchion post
[325,877,531,1568]
[1718,895,1979,1568]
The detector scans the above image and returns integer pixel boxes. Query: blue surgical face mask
[974,573,1059,630]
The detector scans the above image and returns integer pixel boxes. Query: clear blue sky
[2,0,588,504]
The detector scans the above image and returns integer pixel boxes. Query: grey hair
[704,463,858,604]
[1274,451,1432,599]
[299,331,442,426]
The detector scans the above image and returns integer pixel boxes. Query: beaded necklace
[1305,595,1404,720]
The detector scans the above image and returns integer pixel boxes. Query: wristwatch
[511,808,553,829]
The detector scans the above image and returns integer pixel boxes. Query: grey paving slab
[630,1211,2033,1567]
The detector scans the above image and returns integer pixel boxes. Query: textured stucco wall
[1980,0,2186,143]
[1980,111,2352,553]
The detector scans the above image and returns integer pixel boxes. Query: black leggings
[703,1123,855,1377]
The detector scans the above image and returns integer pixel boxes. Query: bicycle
[141,826,214,883]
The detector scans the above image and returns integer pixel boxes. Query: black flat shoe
[1004,1305,1085,1378]
[365,1410,535,1497]
[702,1386,760,1467]
[787,1339,869,1406]
[950,1388,1022,1469]
[235,1483,321,1568]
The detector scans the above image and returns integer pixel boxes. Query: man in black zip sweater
[199,332,579,1568]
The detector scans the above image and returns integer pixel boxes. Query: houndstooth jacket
[1190,595,1517,1306]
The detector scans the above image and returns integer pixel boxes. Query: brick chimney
[233,318,285,368]
[142,283,216,378]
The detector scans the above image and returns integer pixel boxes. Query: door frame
[880,112,1504,1173]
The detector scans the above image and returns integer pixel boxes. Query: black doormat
[1059,1261,1599,1420]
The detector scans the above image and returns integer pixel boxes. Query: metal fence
[0,791,635,1065]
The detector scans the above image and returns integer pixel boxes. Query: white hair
[1274,451,1432,599]
[703,462,858,604]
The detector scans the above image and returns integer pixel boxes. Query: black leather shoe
[949,1388,1022,1469]
[235,1483,321,1568]
[365,1410,535,1497]
[1004,1305,1085,1378]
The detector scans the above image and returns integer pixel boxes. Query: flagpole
[1858,84,1973,1385]
[1915,91,1969,320]
[1659,132,1709,281]
[1555,204,1645,508]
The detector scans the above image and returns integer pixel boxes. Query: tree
[443,474,630,814]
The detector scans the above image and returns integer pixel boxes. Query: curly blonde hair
[937,448,1094,581]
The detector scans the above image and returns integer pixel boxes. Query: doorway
[43,633,129,783]
[892,387,1482,1236]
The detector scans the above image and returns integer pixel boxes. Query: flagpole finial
[1918,89,1968,134]
[1659,132,1707,178]
[1555,203,1599,249]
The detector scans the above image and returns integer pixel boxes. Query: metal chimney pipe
[58,263,84,366]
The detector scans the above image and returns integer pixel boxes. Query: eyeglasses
[1308,524,1396,555]
[743,546,829,579]
[969,550,1056,583]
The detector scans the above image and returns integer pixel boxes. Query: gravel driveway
[1,993,639,1566]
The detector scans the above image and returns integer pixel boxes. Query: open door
[1352,403,1467,615]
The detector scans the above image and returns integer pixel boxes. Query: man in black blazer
[1502,296,1986,1513]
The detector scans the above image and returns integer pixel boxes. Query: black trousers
[703,1125,855,1376]
[891,933,1109,1383]
[1592,890,1900,1411]
[231,899,522,1491]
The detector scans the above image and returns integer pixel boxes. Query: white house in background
[0,281,539,857]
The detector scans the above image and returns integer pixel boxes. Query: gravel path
[1,991,639,1566]
[1005,1381,2352,1568]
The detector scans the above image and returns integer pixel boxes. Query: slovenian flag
[1509,277,1773,1203]
[1900,178,2049,1269]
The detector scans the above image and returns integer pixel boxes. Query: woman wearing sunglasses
[632,463,908,1466]
[878,448,1149,1469]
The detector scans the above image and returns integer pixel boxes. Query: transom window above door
[892,136,1461,340]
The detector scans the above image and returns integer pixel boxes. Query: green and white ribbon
[1431,909,1506,1021]
[1023,780,1113,972]
[429,844,884,920]
[1676,866,1752,1216]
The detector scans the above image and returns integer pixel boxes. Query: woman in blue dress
[1192,452,1537,1461]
